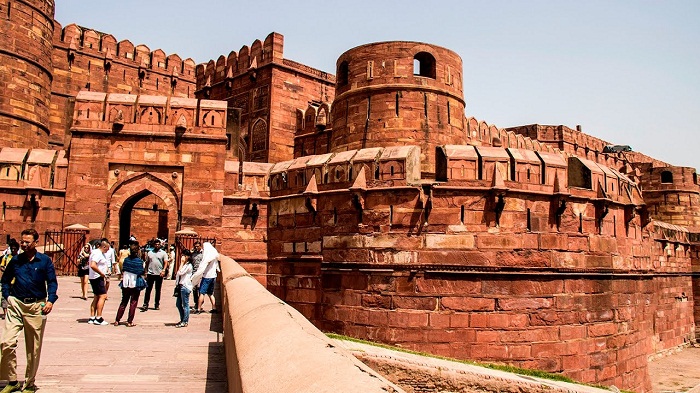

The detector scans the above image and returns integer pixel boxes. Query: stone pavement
[0,276,227,393]
[649,346,700,393]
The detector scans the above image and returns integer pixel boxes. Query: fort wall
[49,22,197,148]
[0,0,55,148]
[260,142,697,391]
[0,146,66,238]
[63,92,227,244]
[195,33,335,164]
[2,16,700,391]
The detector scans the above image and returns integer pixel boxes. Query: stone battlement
[195,32,335,91]
[55,22,196,77]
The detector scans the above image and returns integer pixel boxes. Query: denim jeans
[176,286,191,324]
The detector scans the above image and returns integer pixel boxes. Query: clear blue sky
[55,1,700,171]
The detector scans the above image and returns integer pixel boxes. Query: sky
[55,1,700,171]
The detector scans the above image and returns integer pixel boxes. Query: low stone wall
[218,255,405,393]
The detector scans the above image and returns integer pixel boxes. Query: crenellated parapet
[196,33,282,90]
[195,32,334,92]
[48,22,198,147]
[193,32,336,165]
[55,23,197,79]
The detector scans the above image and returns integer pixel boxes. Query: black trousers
[142,274,163,308]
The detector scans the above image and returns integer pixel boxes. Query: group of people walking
[0,229,220,392]
[80,237,220,328]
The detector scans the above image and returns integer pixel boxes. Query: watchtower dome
[330,41,465,178]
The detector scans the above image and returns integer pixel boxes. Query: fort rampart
[2,12,700,391]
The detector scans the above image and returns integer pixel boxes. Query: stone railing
[218,255,404,393]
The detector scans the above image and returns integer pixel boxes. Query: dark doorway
[119,190,170,247]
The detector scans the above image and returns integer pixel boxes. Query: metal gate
[43,229,87,275]
[173,234,216,276]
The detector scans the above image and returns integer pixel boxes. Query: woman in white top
[175,249,194,327]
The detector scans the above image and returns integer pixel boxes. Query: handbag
[136,276,147,291]
[173,284,182,297]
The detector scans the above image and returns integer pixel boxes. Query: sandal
[113,321,120,326]
[126,322,136,327]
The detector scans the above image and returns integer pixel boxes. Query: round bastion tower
[0,0,55,148]
[330,41,466,178]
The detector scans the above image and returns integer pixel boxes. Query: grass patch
[327,333,579,385]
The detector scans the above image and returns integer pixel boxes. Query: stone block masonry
[1,7,699,392]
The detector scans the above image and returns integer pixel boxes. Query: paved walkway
[0,276,227,392]
[649,346,700,393]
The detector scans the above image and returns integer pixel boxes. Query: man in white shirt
[194,242,219,314]
[88,239,111,325]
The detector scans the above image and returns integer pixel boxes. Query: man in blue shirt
[0,228,58,393]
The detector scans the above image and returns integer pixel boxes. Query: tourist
[104,241,117,295]
[192,242,219,313]
[77,243,91,300]
[0,239,19,319]
[0,228,58,393]
[174,249,193,327]
[168,245,176,279]
[114,242,145,327]
[88,239,110,326]
[117,244,130,275]
[140,239,169,311]
[189,241,203,309]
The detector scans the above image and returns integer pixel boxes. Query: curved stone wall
[639,166,700,231]
[0,0,54,147]
[263,145,698,393]
[331,41,466,178]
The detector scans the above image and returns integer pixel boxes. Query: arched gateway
[107,173,180,247]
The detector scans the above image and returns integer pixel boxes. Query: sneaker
[0,383,21,393]
[95,318,109,326]
[20,385,36,393]
[88,317,96,325]
[140,306,148,312]
[154,306,160,310]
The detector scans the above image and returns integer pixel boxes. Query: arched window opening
[413,52,436,79]
[337,61,349,86]
[661,171,673,184]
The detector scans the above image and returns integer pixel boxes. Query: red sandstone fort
[1,1,699,391]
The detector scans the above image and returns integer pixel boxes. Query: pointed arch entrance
[119,191,171,246]
[107,173,180,247]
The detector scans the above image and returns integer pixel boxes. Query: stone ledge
[219,255,405,393]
